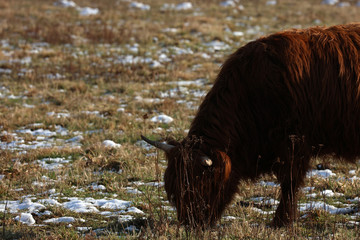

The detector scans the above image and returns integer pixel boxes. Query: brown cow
[141,23,360,228]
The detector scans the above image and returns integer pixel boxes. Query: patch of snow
[100,211,114,216]
[46,73,64,79]
[85,129,103,135]
[220,1,236,7]
[0,175,4,180]
[135,95,163,104]
[350,176,360,181]
[22,141,54,150]
[152,127,164,134]
[169,46,194,55]
[126,187,142,194]
[66,135,83,143]
[158,53,171,62]
[150,114,174,124]
[118,215,134,223]
[102,140,121,148]
[23,103,35,108]
[160,3,175,11]
[233,31,244,37]
[62,199,99,213]
[144,181,164,187]
[258,181,279,187]
[322,0,338,5]
[250,197,279,205]
[37,162,63,171]
[1,198,45,213]
[246,26,262,35]
[81,110,105,118]
[223,215,238,220]
[32,181,47,187]
[175,2,193,10]
[17,128,56,137]
[37,157,71,170]
[204,40,230,52]
[348,197,360,203]
[77,7,99,16]
[303,186,315,192]
[55,0,77,7]
[0,68,12,74]
[46,188,56,195]
[47,112,71,118]
[126,44,139,53]
[348,221,360,226]
[8,95,22,99]
[0,86,10,94]
[115,55,153,65]
[20,56,32,64]
[167,78,207,87]
[338,2,350,7]
[36,210,53,216]
[300,201,355,214]
[77,226,92,231]
[162,28,178,33]
[320,190,344,197]
[150,60,162,68]
[136,140,154,151]
[44,216,76,223]
[251,207,275,215]
[129,2,150,10]
[266,0,277,5]
[321,189,335,197]
[94,199,132,210]
[306,193,317,198]
[307,169,336,178]
[14,213,35,225]
[159,87,187,98]
[124,225,138,232]
[91,183,106,191]
[28,123,44,128]
[162,205,175,211]
[190,89,206,98]
[126,206,144,214]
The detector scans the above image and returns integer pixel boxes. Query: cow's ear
[217,151,232,182]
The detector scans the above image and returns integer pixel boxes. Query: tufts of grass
[0,0,360,239]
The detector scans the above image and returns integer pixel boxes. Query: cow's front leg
[272,175,303,227]
[272,136,311,227]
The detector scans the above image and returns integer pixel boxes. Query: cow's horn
[141,135,175,153]
[201,156,212,166]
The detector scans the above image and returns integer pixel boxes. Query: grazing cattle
[141,23,360,228]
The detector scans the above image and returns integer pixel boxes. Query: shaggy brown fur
[159,24,360,228]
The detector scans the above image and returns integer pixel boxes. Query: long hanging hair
[144,23,360,228]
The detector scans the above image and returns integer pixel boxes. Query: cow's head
[141,135,232,228]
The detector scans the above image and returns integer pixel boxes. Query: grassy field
[0,0,359,239]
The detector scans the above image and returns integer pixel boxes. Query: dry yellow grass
[0,0,359,239]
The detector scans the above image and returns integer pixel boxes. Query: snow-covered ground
[2,188,149,226]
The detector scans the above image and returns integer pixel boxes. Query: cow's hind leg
[272,135,311,227]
